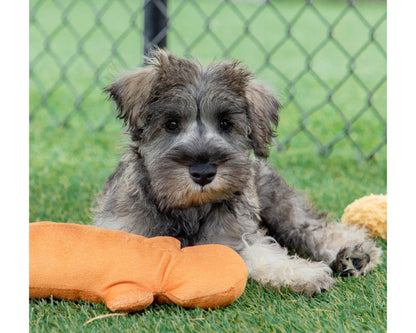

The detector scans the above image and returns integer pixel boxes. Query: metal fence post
[143,0,168,57]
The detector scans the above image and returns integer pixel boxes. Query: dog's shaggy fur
[93,49,382,296]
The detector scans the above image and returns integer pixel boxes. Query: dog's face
[105,50,280,210]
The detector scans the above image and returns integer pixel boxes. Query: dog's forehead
[155,67,248,111]
[153,58,249,95]
[198,62,250,96]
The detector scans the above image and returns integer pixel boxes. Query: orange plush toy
[29,222,248,312]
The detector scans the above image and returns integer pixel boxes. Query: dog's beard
[146,157,251,211]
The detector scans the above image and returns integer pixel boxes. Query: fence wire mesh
[30,0,386,160]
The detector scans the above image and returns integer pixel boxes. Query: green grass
[30,0,386,332]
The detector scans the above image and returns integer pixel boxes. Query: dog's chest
[158,202,234,247]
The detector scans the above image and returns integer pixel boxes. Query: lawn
[30,0,386,332]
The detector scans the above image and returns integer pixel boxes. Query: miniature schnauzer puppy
[94,49,382,296]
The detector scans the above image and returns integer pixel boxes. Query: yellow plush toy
[341,194,387,241]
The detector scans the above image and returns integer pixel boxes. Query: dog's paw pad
[331,244,371,277]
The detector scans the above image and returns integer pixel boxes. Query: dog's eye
[219,119,233,132]
[165,120,180,133]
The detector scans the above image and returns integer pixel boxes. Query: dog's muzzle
[189,163,217,186]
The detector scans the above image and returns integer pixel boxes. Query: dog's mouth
[158,174,239,211]
[148,151,251,211]
[185,179,235,205]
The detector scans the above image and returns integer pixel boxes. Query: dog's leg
[196,194,334,295]
[240,232,334,296]
[255,161,382,277]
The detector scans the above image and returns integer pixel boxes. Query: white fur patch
[240,233,334,296]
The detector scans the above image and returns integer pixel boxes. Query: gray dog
[94,49,382,296]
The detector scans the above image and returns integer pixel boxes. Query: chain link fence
[30,0,386,160]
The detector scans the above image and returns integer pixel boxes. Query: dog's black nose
[189,163,217,186]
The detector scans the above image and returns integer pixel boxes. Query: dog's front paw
[331,241,382,277]
[286,261,335,296]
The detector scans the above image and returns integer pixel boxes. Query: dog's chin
[154,181,238,211]
[182,185,235,208]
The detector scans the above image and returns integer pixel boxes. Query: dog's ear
[104,66,158,133]
[245,80,281,158]
[104,49,191,136]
